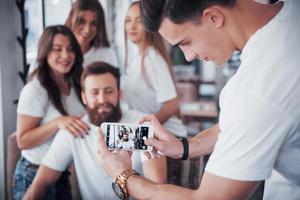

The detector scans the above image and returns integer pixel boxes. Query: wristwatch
[112,169,140,200]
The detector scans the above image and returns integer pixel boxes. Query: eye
[52,46,62,52]
[77,18,85,25]
[105,88,114,94]
[91,21,97,27]
[179,41,191,48]
[67,46,74,52]
[90,90,99,96]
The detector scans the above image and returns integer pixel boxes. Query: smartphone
[100,122,154,151]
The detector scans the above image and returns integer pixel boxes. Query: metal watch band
[115,169,140,199]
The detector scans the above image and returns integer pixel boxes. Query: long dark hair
[30,25,83,115]
[65,0,110,48]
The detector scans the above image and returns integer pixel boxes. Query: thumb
[98,128,109,154]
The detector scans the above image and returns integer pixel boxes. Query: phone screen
[105,124,150,150]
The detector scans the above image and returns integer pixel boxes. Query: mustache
[87,102,122,126]
[95,102,113,110]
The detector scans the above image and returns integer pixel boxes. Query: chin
[128,38,140,44]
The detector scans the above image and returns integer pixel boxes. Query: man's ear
[81,91,87,105]
[202,6,225,28]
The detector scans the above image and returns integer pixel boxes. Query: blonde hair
[124,1,176,88]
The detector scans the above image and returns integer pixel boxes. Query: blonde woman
[122,1,187,138]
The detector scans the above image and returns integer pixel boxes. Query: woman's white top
[122,47,187,137]
[17,78,85,165]
[83,46,119,68]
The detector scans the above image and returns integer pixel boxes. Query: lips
[58,60,72,66]
[128,32,138,36]
[96,103,113,113]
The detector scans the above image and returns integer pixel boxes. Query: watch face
[112,182,125,199]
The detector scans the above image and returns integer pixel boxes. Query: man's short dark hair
[81,61,120,91]
[140,0,236,32]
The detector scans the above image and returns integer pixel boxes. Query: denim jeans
[13,156,71,200]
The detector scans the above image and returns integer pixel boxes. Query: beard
[86,102,122,126]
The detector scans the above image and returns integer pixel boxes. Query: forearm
[155,98,180,124]
[142,156,167,184]
[188,124,220,158]
[127,175,197,200]
[24,165,62,200]
[23,181,49,200]
[17,120,58,149]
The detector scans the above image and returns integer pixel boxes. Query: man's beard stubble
[87,102,122,126]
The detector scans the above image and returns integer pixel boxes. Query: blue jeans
[13,156,71,200]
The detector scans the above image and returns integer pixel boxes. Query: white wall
[0,0,23,198]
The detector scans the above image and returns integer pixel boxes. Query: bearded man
[23,62,166,200]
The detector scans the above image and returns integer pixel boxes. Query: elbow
[170,97,180,114]
[16,133,29,150]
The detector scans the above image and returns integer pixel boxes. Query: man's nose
[97,92,107,103]
[183,50,197,62]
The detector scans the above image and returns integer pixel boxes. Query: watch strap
[114,169,140,199]
[180,137,189,160]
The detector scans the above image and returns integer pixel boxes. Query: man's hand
[139,115,183,159]
[98,128,133,179]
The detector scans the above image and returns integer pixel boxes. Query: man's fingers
[144,152,151,159]
[138,114,156,124]
[149,151,162,158]
[145,138,164,153]
[98,128,109,154]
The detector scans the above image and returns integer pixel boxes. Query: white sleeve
[144,49,177,103]
[17,80,48,117]
[42,130,73,171]
[205,87,296,181]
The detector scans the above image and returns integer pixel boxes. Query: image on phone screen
[105,124,150,150]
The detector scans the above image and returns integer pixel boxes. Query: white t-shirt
[17,78,85,165]
[83,46,118,68]
[42,109,148,200]
[122,47,187,137]
[205,0,300,199]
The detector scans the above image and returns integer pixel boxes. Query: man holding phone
[23,62,166,200]
[98,0,300,200]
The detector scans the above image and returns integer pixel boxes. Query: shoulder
[20,78,47,98]
[145,46,168,66]
[93,46,115,55]
[121,108,146,123]
[144,47,162,61]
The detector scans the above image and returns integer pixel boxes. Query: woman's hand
[55,114,89,138]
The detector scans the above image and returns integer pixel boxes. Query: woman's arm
[17,114,88,149]
[155,97,180,124]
